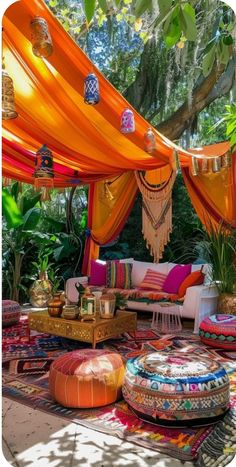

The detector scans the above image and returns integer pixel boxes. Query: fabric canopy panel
[3,0,229,184]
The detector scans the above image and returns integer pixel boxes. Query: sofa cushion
[178,270,205,298]
[106,261,133,289]
[131,261,168,287]
[89,260,107,286]
[163,264,191,294]
[139,269,167,291]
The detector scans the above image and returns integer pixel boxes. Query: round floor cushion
[122,351,230,426]
[2,300,21,327]
[49,349,125,408]
[199,314,236,350]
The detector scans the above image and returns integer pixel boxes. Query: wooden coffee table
[28,310,137,348]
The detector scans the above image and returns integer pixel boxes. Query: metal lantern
[2,62,18,120]
[120,108,135,134]
[3,177,11,187]
[191,157,199,176]
[221,152,232,168]
[200,158,208,173]
[100,293,116,319]
[84,72,100,105]
[212,157,221,173]
[80,288,96,321]
[34,144,54,190]
[144,128,156,153]
[30,17,53,58]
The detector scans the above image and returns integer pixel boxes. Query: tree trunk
[157,57,235,140]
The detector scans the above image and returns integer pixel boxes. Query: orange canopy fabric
[2,0,230,185]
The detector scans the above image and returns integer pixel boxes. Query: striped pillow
[106,261,133,289]
[140,269,167,291]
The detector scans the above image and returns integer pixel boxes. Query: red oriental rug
[2,315,236,466]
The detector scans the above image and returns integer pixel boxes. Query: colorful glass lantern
[212,157,221,173]
[100,293,116,319]
[191,157,199,176]
[221,152,232,168]
[84,72,100,105]
[30,17,53,58]
[34,144,54,190]
[144,128,156,153]
[80,288,96,321]
[2,61,18,120]
[120,108,135,134]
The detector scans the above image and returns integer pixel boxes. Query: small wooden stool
[152,302,182,333]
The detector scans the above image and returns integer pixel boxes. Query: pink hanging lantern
[120,108,135,134]
[144,128,156,153]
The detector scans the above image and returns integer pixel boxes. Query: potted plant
[114,292,127,314]
[197,222,236,313]
[29,253,53,308]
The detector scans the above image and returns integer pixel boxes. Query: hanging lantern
[120,108,135,134]
[3,177,11,187]
[84,72,100,105]
[212,157,221,173]
[171,149,180,171]
[34,144,54,190]
[144,128,156,153]
[191,157,199,176]
[221,152,232,168]
[2,61,18,120]
[200,158,208,173]
[30,17,53,58]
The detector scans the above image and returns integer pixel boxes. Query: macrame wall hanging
[135,169,176,262]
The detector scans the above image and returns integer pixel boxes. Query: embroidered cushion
[123,351,229,426]
[178,270,204,298]
[199,314,236,350]
[89,260,107,286]
[106,261,133,289]
[163,264,191,294]
[49,349,125,408]
[139,269,167,291]
[2,300,21,327]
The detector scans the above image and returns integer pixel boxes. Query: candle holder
[80,288,96,321]
[100,293,116,319]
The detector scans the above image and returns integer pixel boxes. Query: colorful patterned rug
[2,315,236,466]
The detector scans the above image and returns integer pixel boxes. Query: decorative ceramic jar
[84,72,100,105]
[62,305,80,320]
[120,108,135,134]
[80,288,96,321]
[48,292,64,317]
[30,17,53,58]
[218,293,236,315]
[29,272,52,308]
[144,128,156,153]
[100,293,116,319]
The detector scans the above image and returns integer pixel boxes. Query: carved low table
[28,310,137,348]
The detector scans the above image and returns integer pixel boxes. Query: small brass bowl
[62,305,79,320]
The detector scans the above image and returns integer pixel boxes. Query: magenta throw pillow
[162,264,191,294]
[89,260,106,286]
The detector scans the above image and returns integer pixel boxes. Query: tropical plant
[195,222,236,294]
[114,291,127,310]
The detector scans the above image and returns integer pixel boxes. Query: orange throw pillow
[178,270,204,298]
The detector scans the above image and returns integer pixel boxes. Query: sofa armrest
[65,276,88,304]
[183,284,219,333]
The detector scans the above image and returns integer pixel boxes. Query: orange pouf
[49,349,125,408]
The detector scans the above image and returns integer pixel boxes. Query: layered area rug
[2,314,236,466]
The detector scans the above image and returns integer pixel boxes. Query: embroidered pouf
[122,351,230,426]
[49,349,125,408]
[199,314,236,350]
[2,300,21,327]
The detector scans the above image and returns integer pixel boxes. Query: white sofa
[66,260,219,333]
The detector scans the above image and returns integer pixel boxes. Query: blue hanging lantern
[120,108,135,134]
[84,72,100,105]
[34,144,54,190]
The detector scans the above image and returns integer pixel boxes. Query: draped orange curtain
[182,153,236,230]
[82,172,138,274]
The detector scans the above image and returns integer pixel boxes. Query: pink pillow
[163,264,191,294]
[89,260,106,286]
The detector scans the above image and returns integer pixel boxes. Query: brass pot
[218,293,236,314]
[29,272,52,308]
[48,293,64,317]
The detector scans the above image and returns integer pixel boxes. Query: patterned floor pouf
[49,349,125,408]
[122,351,230,426]
[199,314,236,350]
[2,300,21,327]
